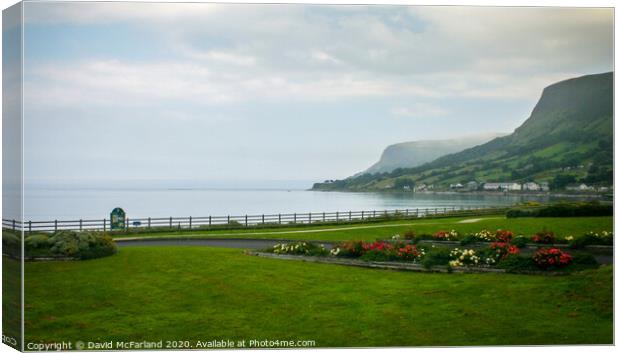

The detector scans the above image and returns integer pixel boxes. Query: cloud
[24,2,220,25]
[391,103,449,118]
[23,3,613,112]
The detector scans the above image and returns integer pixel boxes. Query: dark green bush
[459,235,477,246]
[495,255,537,272]
[511,236,528,248]
[506,208,537,218]
[26,231,117,260]
[24,233,50,248]
[2,231,21,257]
[420,247,451,269]
[360,250,396,262]
[569,231,613,248]
[507,202,612,218]
[568,252,599,270]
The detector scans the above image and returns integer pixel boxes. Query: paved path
[114,217,504,241]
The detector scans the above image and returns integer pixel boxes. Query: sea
[17,180,598,221]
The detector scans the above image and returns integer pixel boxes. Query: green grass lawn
[2,256,22,350]
[114,216,613,242]
[21,246,612,347]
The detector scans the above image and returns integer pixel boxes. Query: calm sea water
[21,184,589,221]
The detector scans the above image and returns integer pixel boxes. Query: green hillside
[363,133,505,175]
[313,72,613,191]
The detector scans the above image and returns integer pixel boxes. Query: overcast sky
[21,2,613,187]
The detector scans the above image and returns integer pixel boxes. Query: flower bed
[390,228,612,248]
[263,231,597,274]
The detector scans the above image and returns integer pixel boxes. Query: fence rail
[2,205,509,233]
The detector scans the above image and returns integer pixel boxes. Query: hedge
[506,202,612,218]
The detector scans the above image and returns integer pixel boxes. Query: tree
[550,174,577,190]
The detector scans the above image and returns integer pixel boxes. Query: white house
[566,183,594,191]
[483,182,522,191]
[450,183,464,189]
[466,181,478,191]
[540,182,550,192]
[522,182,540,191]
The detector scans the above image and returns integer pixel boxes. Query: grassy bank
[113,216,613,242]
[21,246,612,346]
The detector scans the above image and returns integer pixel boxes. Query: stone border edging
[247,251,569,276]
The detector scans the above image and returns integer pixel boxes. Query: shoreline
[309,189,609,199]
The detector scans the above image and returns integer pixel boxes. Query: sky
[20,2,614,187]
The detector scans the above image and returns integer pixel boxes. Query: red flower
[489,242,520,259]
[532,231,555,244]
[532,247,572,269]
[495,230,513,243]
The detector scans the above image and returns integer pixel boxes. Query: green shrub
[495,255,537,272]
[569,231,613,248]
[24,233,50,248]
[511,236,528,248]
[420,247,451,269]
[459,235,477,246]
[2,230,21,257]
[506,208,537,218]
[360,250,396,262]
[507,202,612,218]
[28,231,117,260]
[569,252,599,270]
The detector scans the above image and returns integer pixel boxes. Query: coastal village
[406,181,611,193]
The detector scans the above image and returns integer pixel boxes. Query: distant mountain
[363,133,506,175]
[313,72,613,191]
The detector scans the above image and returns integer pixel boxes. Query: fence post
[406,209,409,217]
[103,219,106,232]
[29,221,32,233]
[323,212,325,222]
[262,214,265,224]
[209,216,212,227]
[293,213,297,223]
[278,214,281,224]
[308,212,312,224]
[336,211,339,222]
[349,211,352,221]
[12,219,15,231]
[148,217,151,229]
[373,210,376,218]
[227,215,230,224]
[361,211,364,220]
[126,218,129,229]
[54,220,58,232]
[79,219,83,231]
[189,216,192,229]
[169,217,172,228]
[245,215,248,227]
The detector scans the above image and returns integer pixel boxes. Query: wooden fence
[2,205,509,233]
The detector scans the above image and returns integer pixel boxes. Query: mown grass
[2,255,22,350]
[21,246,612,347]
[113,216,613,242]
